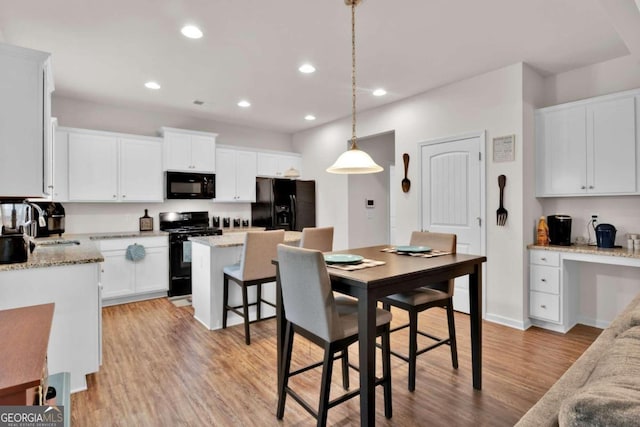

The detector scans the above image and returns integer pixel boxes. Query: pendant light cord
[351,1,358,149]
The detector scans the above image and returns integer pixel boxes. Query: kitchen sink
[36,239,81,246]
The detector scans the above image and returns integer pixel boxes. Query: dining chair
[380,231,458,392]
[222,230,285,345]
[276,244,393,426]
[299,226,334,252]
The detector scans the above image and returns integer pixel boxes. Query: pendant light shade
[283,166,300,178]
[326,0,383,175]
[326,146,384,174]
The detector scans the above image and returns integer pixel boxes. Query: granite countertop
[86,230,169,240]
[220,227,266,234]
[190,231,302,248]
[528,243,640,259]
[0,236,104,272]
[0,230,169,273]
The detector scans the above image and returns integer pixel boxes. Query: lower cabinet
[98,236,168,305]
[529,250,561,324]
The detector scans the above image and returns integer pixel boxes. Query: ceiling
[0,0,638,134]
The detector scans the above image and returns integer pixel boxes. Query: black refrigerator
[251,178,316,231]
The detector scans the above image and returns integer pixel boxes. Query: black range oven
[159,211,222,297]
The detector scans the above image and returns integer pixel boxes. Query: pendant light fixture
[326,0,383,174]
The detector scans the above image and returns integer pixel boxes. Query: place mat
[327,259,386,271]
[381,247,453,258]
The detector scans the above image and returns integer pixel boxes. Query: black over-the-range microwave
[165,171,216,199]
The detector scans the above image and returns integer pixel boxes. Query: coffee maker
[29,202,65,237]
[547,215,572,246]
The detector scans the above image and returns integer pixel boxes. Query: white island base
[190,231,302,330]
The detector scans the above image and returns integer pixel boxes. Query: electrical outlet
[591,214,598,223]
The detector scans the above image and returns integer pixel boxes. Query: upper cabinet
[256,152,302,178]
[535,91,639,197]
[66,128,163,202]
[215,147,257,202]
[160,127,217,173]
[0,43,54,198]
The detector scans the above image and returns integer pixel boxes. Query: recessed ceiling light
[193,100,204,105]
[298,63,316,74]
[304,115,316,121]
[181,25,203,39]
[144,81,161,90]
[373,88,387,97]
[237,100,251,108]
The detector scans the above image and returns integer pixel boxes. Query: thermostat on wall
[365,199,375,208]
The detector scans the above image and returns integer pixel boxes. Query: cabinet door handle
[581,186,586,189]
[541,278,546,282]
[540,257,547,261]
[589,186,594,189]
[112,195,117,198]
[540,304,547,309]
[122,195,126,198]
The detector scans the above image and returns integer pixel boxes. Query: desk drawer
[530,250,560,267]
[530,265,560,294]
[530,291,560,323]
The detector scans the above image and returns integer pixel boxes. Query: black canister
[212,216,220,228]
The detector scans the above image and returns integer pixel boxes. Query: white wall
[51,95,293,233]
[347,132,395,248]
[53,95,293,150]
[293,63,528,327]
[63,201,249,234]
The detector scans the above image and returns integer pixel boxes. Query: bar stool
[222,230,285,345]
[276,244,393,426]
[300,226,334,252]
[380,231,458,391]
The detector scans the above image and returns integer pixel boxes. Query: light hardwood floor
[71,298,600,426]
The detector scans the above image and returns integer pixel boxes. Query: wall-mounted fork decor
[497,175,508,226]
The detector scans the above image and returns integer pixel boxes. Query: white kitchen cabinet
[215,147,257,202]
[98,236,169,305]
[66,128,163,202]
[160,127,217,173]
[52,126,69,202]
[0,43,54,198]
[535,91,638,197]
[119,137,163,201]
[529,250,561,324]
[256,151,302,178]
[68,132,119,201]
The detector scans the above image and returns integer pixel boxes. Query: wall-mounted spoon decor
[402,153,411,193]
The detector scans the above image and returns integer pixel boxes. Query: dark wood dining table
[274,245,487,427]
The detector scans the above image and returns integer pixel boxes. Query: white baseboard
[484,312,528,330]
[577,315,610,330]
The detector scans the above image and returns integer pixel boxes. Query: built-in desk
[528,244,640,332]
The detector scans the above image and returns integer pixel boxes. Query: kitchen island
[190,231,301,330]
[0,237,103,392]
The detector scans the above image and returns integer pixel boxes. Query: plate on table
[324,254,364,265]
[395,245,432,253]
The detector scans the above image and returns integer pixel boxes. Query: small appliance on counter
[595,224,617,248]
[0,200,29,264]
[28,202,65,237]
[547,214,572,246]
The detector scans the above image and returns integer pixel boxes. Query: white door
[190,135,216,172]
[420,133,484,313]
[68,132,118,201]
[215,148,237,201]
